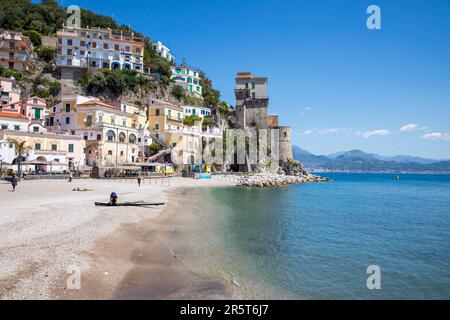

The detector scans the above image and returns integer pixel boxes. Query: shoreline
[0,177,235,299]
[57,185,235,300]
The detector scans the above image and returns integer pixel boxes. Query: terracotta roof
[78,100,115,108]
[0,111,28,120]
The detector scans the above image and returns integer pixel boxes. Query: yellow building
[0,129,86,172]
[48,95,147,166]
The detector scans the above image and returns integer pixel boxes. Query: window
[111,117,115,125]
[33,98,38,104]
[125,46,130,52]
[67,48,72,55]
[33,126,39,132]
[284,132,287,138]
[67,39,73,46]
[66,117,70,124]
[196,86,201,92]
[108,150,112,155]
[97,134,101,140]
[86,115,93,126]
[122,120,126,127]
[80,40,85,47]
[168,110,172,118]
[252,92,256,99]
[119,132,126,143]
[65,103,71,112]
[98,115,103,123]
[92,42,97,48]
[155,123,159,130]
[187,77,193,84]
[35,143,41,150]
[106,130,116,142]
[155,109,160,116]
[114,44,120,51]
[66,59,72,66]
[68,144,74,153]
[84,135,88,140]
[103,43,108,50]
[1,125,7,130]
[186,69,189,75]
[14,125,20,131]
[102,62,109,69]
[177,113,181,120]
[129,134,136,144]
[120,151,124,156]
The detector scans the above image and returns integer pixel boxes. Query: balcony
[34,149,67,156]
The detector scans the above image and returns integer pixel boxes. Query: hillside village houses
[183,105,211,118]
[1,77,21,106]
[171,64,203,98]
[0,29,33,72]
[56,25,145,72]
[153,40,175,63]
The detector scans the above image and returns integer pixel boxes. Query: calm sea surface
[175,173,450,299]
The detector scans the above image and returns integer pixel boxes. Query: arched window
[119,132,126,143]
[106,130,116,142]
[128,134,137,144]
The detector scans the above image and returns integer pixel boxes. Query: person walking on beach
[11,173,18,192]
[68,171,73,183]
[137,176,142,187]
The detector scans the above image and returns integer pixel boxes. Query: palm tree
[7,139,31,179]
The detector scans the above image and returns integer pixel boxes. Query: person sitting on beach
[110,192,118,206]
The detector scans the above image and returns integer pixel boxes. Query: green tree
[7,139,31,179]
[22,30,42,47]
[183,115,202,126]
[171,85,184,101]
[36,46,56,63]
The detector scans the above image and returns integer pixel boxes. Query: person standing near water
[11,173,18,192]
[137,176,142,187]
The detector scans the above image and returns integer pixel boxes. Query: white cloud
[303,129,313,135]
[399,123,418,132]
[357,129,391,139]
[303,106,312,111]
[422,132,450,141]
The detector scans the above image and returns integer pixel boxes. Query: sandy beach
[0,176,236,299]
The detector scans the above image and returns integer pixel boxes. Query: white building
[171,65,202,98]
[153,40,175,62]
[0,111,29,132]
[56,25,145,73]
[182,105,211,118]
[0,139,15,165]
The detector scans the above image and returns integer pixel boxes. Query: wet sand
[0,177,235,299]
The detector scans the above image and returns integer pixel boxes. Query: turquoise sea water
[177,173,450,299]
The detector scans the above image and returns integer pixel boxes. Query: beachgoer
[11,174,18,192]
[137,176,142,187]
[110,192,118,206]
[68,171,73,183]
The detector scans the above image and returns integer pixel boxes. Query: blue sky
[52,0,450,159]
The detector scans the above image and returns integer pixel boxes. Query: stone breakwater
[237,173,330,187]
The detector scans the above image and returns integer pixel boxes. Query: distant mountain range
[293,146,450,173]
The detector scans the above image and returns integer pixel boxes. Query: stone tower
[278,126,293,162]
[235,72,269,129]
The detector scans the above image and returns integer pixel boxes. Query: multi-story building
[0,111,86,171]
[56,25,144,73]
[148,100,184,142]
[183,105,211,118]
[170,65,202,97]
[2,97,47,132]
[153,40,175,62]
[48,95,145,166]
[0,77,21,106]
[0,29,33,72]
